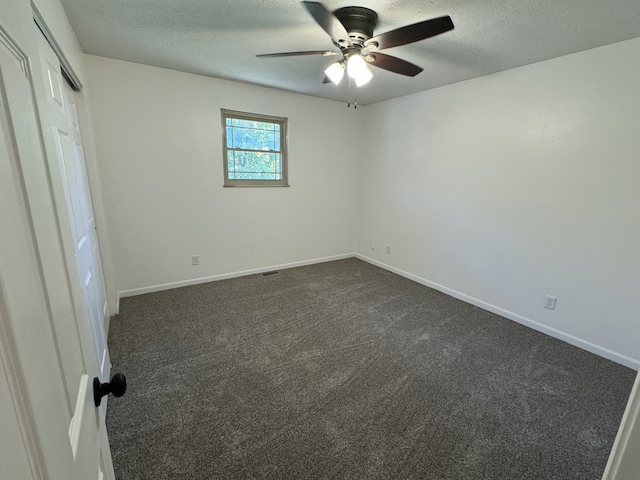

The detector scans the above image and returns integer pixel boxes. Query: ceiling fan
[257,1,454,87]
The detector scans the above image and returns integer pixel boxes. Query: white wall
[84,55,360,298]
[356,37,640,367]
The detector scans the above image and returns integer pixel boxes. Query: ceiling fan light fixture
[354,66,373,87]
[324,61,345,85]
[257,3,455,91]
[347,54,372,86]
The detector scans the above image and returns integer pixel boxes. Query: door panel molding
[0,281,46,479]
[0,26,29,76]
[0,24,51,479]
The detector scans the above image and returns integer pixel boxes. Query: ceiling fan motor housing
[333,6,378,46]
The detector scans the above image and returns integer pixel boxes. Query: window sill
[223,184,290,188]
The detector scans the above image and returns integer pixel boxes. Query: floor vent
[261,271,281,277]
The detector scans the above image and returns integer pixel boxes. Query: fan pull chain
[345,76,359,109]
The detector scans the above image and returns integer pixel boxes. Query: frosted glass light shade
[324,62,345,85]
[346,54,372,86]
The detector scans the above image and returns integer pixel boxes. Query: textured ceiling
[60,0,640,105]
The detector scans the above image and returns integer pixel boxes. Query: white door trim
[602,372,640,479]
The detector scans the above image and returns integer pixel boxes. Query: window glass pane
[231,126,256,149]
[226,126,233,148]
[227,123,280,151]
[273,131,280,151]
[227,151,282,180]
[265,130,277,151]
[229,118,257,128]
[255,121,279,131]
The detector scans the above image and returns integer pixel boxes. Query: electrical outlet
[386,245,391,254]
[544,295,557,310]
[192,255,199,266]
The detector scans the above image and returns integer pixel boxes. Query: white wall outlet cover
[544,295,557,310]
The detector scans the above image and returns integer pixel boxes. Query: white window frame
[221,109,289,187]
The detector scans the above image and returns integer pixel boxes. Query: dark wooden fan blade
[256,50,340,58]
[302,1,352,46]
[323,75,331,84]
[364,16,454,51]
[367,52,423,77]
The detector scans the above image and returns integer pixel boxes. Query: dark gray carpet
[106,258,634,479]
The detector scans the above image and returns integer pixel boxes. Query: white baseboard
[115,253,354,313]
[114,252,637,370]
[355,253,639,370]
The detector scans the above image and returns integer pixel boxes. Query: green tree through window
[222,110,288,187]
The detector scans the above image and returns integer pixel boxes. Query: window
[222,109,288,187]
